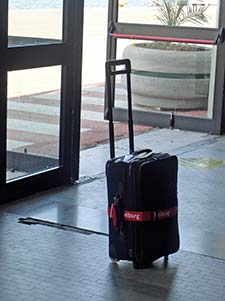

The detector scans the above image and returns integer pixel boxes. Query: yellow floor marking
[179,157,225,170]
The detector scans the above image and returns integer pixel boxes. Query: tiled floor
[1,129,225,300]
[0,212,225,301]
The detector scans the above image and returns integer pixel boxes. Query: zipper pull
[129,163,133,176]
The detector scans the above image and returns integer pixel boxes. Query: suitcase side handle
[132,149,152,156]
[105,59,134,159]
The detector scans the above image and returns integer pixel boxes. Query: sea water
[9,0,151,9]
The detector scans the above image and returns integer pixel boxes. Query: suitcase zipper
[128,161,141,262]
[127,162,135,260]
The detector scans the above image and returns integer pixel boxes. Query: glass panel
[80,0,108,154]
[8,0,63,47]
[82,1,108,85]
[116,39,216,119]
[7,66,62,181]
[118,0,219,28]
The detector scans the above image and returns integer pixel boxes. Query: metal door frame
[106,0,225,134]
[0,0,84,203]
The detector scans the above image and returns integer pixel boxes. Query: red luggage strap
[108,205,177,224]
[124,207,177,222]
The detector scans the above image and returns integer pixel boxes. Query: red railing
[110,29,224,45]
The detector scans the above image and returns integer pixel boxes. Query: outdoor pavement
[8,83,151,156]
[1,127,225,300]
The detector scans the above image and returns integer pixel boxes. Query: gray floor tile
[1,129,225,300]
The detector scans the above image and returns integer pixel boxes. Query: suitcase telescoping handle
[105,59,134,159]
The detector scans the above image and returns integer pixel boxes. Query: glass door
[0,0,84,203]
[106,0,225,134]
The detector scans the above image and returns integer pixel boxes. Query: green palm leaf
[153,0,208,26]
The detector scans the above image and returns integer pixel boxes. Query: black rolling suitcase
[105,59,180,268]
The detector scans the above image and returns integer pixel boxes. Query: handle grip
[132,149,152,157]
[105,58,131,76]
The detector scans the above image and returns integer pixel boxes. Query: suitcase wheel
[164,255,169,268]
[110,257,120,263]
[133,261,140,269]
